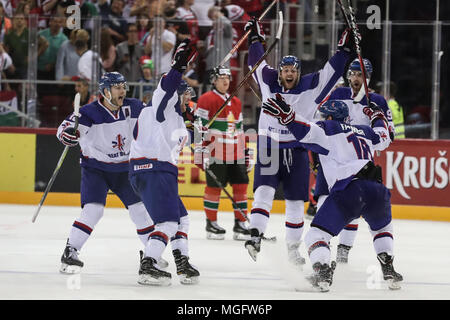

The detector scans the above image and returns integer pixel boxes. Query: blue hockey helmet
[315,99,349,123]
[98,72,129,96]
[347,58,373,79]
[279,55,301,72]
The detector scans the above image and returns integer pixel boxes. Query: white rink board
[0,204,449,300]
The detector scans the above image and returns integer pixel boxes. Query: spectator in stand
[41,0,75,30]
[0,1,12,42]
[136,14,151,42]
[115,23,145,83]
[55,29,90,81]
[231,0,263,18]
[100,27,116,72]
[133,55,156,104]
[205,6,236,89]
[38,15,68,88]
[3,10,28,79]
[143,17,176,75]
[0,0,13,18]
[176,0,203,50]
[72,76,96,105]
[218,0,250,46]
[0,43,19,126]
[163,0,190,46]
[99,0,128,44]
[190,0,214,40]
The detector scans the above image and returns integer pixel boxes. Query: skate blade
[206,232,225,240]
[388,279,402,290]
[233,232,251,241]
[179,275,199,285]
[314,282,330,292]
[245,244,258,262]
[60,264,81,274]
[138,274,171,286]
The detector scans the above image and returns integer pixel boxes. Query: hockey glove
[337,28,361,54]
[244,17,266,45]
[60,127,80,147]
[171,38,197,73]
[363,102,389,129]
[262,93,295,125]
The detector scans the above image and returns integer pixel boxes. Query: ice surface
[0,204,449,300]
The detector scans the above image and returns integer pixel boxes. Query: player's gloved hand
[245,148,254,172]
[337,28,361,54]
[60,127,80,147]
[244,17,265,45]
[171,38,198,73]
[363,101,388,129]
[309,152,320,175]
[262,93,295,125]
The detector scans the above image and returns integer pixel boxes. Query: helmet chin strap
[101,89,121,110]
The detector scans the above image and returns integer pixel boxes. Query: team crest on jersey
[112,134,126,152]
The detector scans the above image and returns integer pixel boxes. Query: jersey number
[347,134,372,160]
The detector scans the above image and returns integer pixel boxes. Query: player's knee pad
[252,185,275,212]
[79,203,104,228]
[128,201,154,227]
[304,227,332,252]
[285,200,304,221]
[153,221,179,241]
[232,183,248,195]
[205,186,221,197]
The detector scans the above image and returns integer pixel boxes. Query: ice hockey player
[196,65,252,241]
[57,71,167,274]
[128,39,200,286]
[314,58,395,264]
[243,17,357,266]
[261,96,403,292]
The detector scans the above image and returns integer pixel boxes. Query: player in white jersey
[243,18,357,266]
[260,96,403,292]
[56,71,167,274]
[129,39,200,286]
[313,58,395,264]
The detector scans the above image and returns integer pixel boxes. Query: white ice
[0,203,449,300]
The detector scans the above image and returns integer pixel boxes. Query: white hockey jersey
[248,42,351,148]
[129,69,189,173]
[287,114,391,192]
[56,98,145,172]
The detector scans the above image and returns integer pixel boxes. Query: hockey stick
[32,93,81,223]
[206,10,284,129]
[336,0,371,103]
[219,0,279,67]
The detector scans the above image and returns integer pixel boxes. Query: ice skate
[60,241,84,274]
[377,252,403,290]
[245,228,262,261]
[205,219,226,240]
[232,219,251,241]
[307,261,336,292]
[287,242,306,268]
[138,251,172,286]
[173,249,200,285]
[336,244,351,264]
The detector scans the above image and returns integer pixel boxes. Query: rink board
[0,191,449,222]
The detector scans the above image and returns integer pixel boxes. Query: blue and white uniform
[248,41,351,246]
[56,95,156,258]
[129,68,192,261]
[314,88,394,247]
[285,113,395,263]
